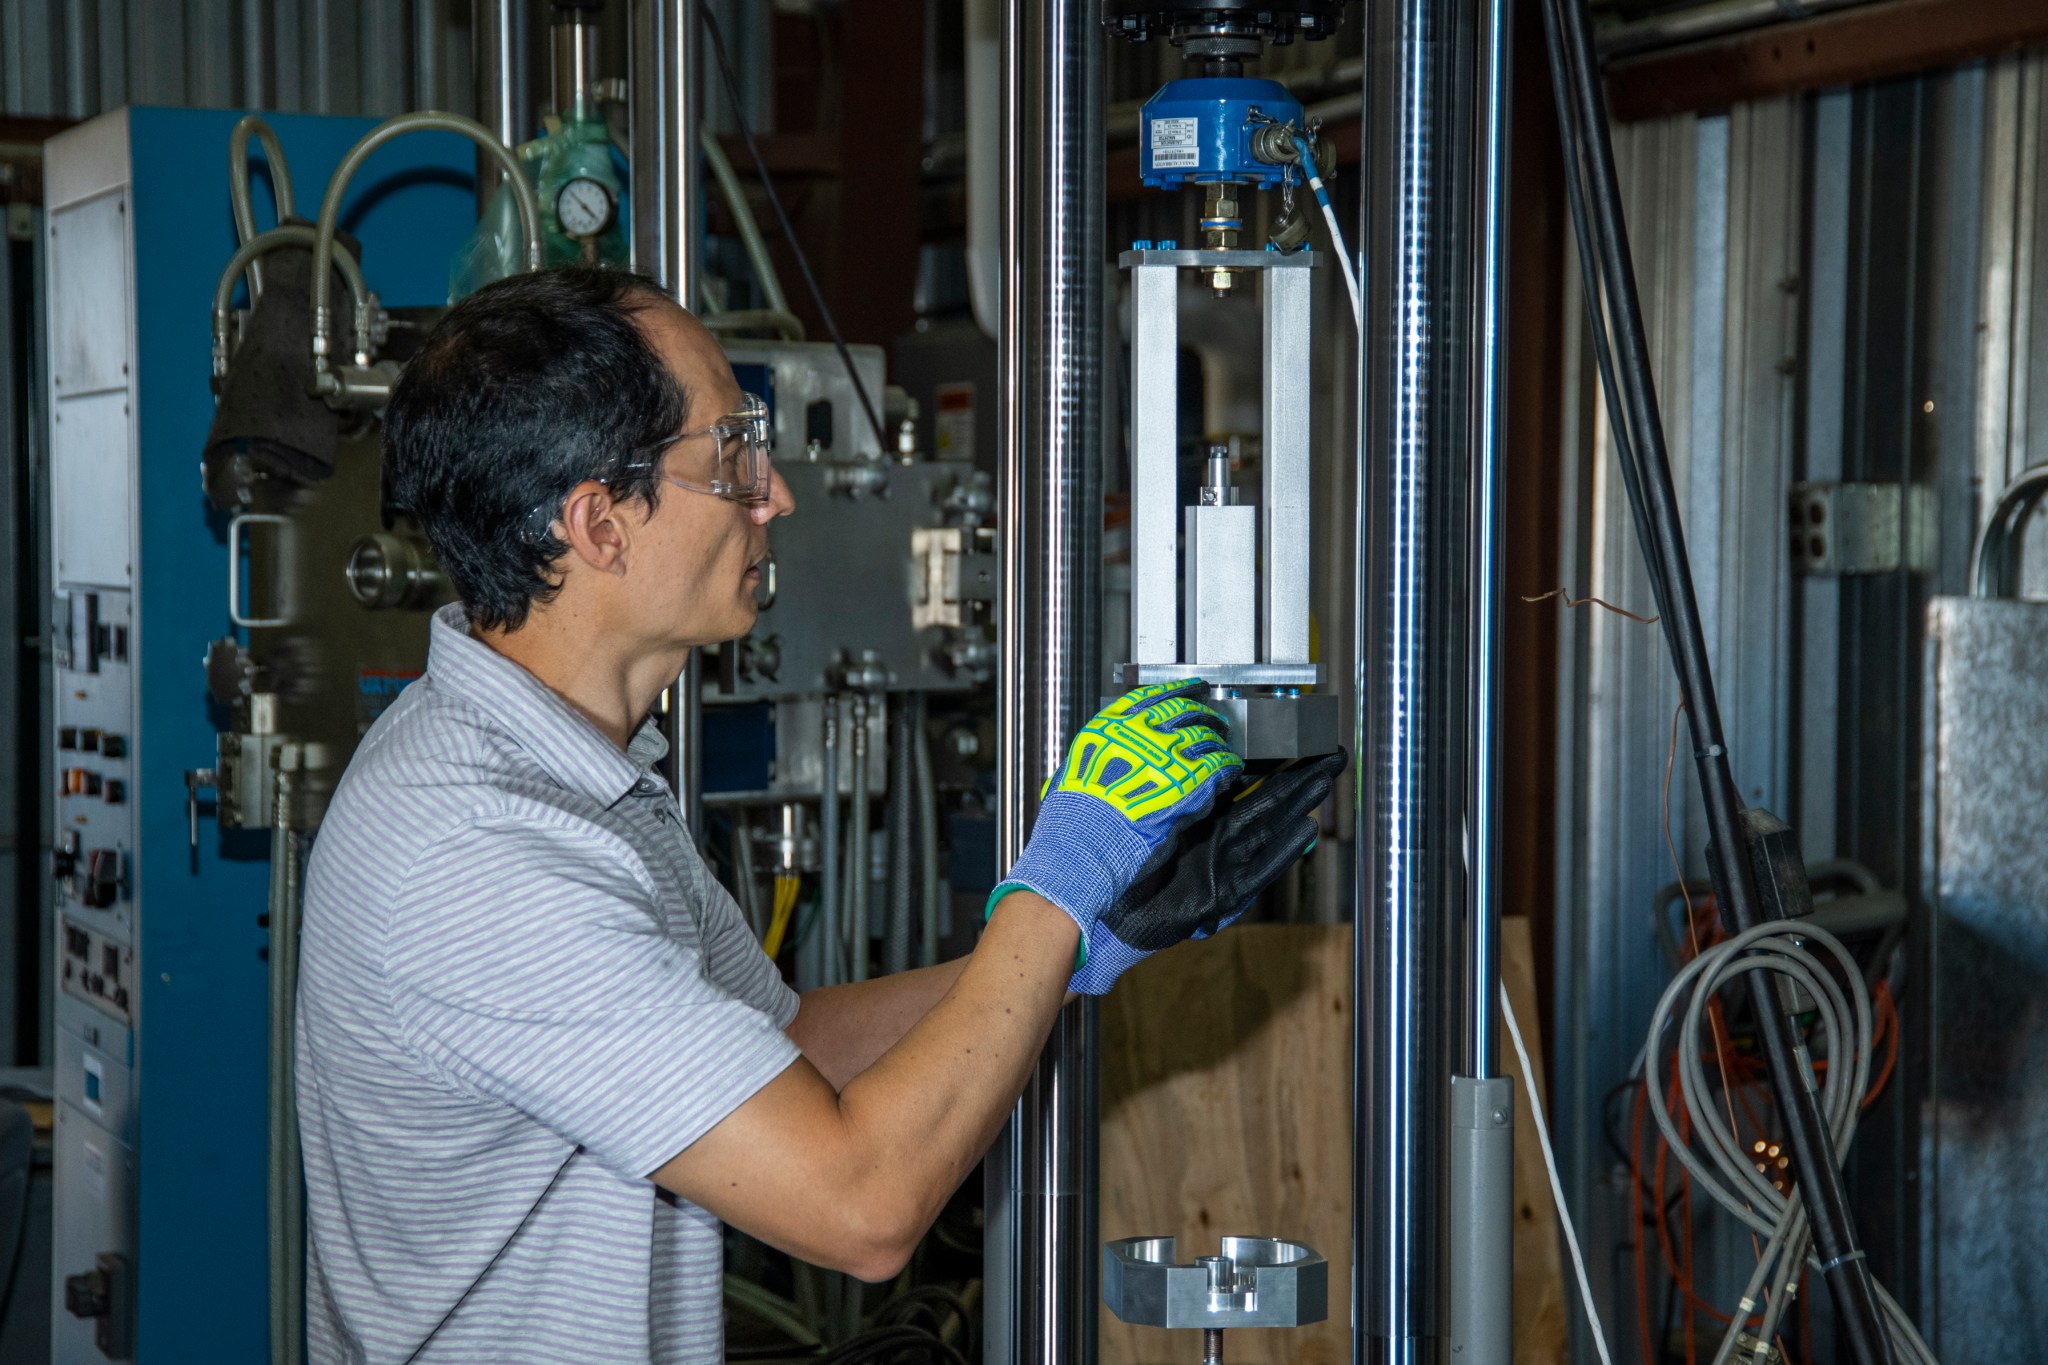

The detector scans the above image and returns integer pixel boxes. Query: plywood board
[1100,920,1565,1364]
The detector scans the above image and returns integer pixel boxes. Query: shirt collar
[425,602,672,808]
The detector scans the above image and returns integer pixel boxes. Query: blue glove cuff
[998,790,1165,927]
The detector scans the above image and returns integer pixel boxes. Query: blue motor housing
[1138,77,1305,189]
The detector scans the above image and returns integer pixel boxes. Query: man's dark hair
[384,266,687,631]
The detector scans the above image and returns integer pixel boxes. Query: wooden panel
[1100,920,1565,1364]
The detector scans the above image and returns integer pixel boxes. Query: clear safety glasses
[629,391,774,506]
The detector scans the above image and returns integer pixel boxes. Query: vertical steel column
[1354,0,1480,1359]
[473,0,532,213]
[632,0,706,832]
[1447,0,1515,1359]
[986,0,1104,1361]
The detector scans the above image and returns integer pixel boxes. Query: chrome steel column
[986,0,1104,1361]
[1447,0,1515,1360]
[473,0,532,213]
[1354,0,1482,1359]
[632,0,706,831]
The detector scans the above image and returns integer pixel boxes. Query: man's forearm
[786,958,970,1091]
[830,893,1079,1248]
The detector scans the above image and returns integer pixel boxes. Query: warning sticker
[1149,116,1201,170]
[934,382,976,463]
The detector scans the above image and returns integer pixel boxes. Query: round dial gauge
[555,176,616,238]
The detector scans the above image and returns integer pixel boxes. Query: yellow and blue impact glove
[986,679,1243,993]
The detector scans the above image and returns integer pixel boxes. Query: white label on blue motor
[1149,116,1202,169]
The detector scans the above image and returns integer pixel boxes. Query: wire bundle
[1642,921,1935,1365]
[762,875,804,962]
[1625,889,1903,1365]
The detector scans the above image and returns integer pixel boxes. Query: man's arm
[653,891,1076,1282]
[783,959,969,1091]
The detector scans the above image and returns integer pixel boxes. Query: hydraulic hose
[229,116,296,300]
[913,695,941,968]
[267,758,305,1365]
[700,128,794,318]
[1539,0,1893,1357]
[884,698,917,975]
[819,699,841,988]
[846,694,872,982]
[213,225,371,377]
[309,112,541,385]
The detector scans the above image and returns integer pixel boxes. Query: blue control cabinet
[43,107,473,1363]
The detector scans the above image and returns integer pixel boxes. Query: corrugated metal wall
[0,0,475,121]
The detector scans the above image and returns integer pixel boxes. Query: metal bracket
[1788,482,1933,576]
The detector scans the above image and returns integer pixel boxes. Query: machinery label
[935,382,976,462]
[1149,117,1201,169]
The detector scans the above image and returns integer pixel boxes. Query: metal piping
[1354,0,1480,1357]
[474,0,533,213]
[986,0,1104,1359]
[631,0,707,833]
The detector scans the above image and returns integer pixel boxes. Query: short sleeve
[384,814,801,1179]
[672,835,800,1028]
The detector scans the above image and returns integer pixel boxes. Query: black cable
[819,1325,968,1365]
[1537,1,1894,1359]
[698,6,891,455]
[1534,0,1674,631]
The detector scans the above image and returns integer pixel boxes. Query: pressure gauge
[555,177,615,238]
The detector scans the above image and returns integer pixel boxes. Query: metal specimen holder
[1103,1236,1328,1363]
[1118,247,1340,759]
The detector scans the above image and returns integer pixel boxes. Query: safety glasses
[629,391,774,506]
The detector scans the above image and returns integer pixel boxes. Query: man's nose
[751,466,796,524]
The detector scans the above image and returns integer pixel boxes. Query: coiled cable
[1643,920,1938,1365]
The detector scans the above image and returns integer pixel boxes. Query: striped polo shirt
[297,603,800,1364]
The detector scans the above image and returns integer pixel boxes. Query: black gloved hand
[1096,747,1348,955]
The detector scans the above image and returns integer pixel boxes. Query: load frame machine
[992,0,1518,1363]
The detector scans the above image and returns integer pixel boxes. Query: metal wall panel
[1554,96,1807,1364]
[0,0,474,120]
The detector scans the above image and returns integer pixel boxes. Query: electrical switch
[82,850,120,909]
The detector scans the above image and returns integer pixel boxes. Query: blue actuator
[1138,77,1306,189]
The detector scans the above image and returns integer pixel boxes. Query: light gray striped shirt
[298,603,799,1364]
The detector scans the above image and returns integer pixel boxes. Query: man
[296,266,1339,1363]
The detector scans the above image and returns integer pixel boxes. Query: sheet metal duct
[1353,0,1484,1357]
[984,0,1105,1361]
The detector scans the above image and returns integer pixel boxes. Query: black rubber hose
[1533,0,1673,630]
[1538,1,1895,1360]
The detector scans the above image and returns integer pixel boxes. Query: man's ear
[558,480,633,577]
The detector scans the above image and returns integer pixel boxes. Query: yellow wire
[762,875,799,960]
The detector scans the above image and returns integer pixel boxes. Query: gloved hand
[987,680,1242,987]
[1094,748,1347,972]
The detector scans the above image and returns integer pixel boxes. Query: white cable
[1293,134,1363,335]
[1501,979,1616,1365]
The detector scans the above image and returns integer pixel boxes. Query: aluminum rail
[1354,0,1482,1358]
[985,0,1104,1359]
[631,0,707,834]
